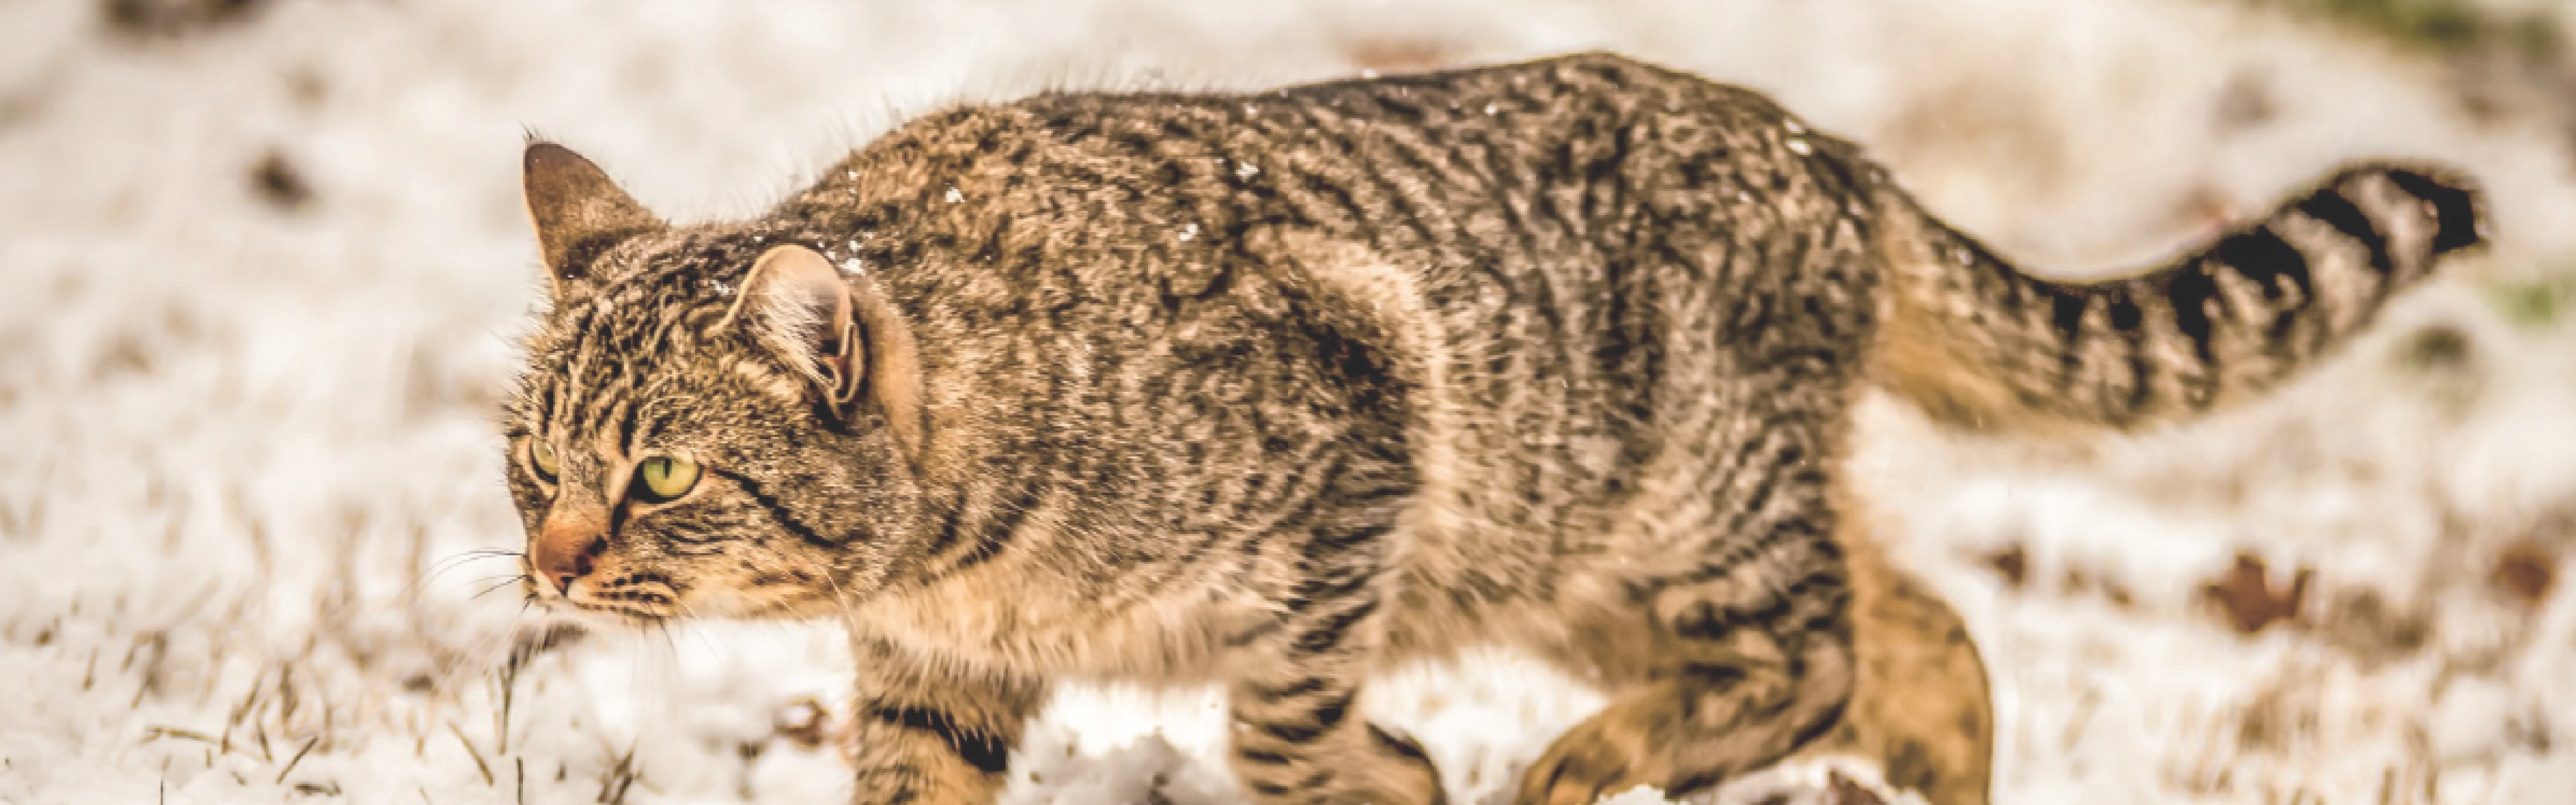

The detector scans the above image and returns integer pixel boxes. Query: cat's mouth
[559,583,826,623]
[554,575,686,622]
[525,560,835,622]
[573,602,676,625]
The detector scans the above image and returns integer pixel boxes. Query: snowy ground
[4,0,2576,803]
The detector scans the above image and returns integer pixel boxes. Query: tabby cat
[502,52,2484,805]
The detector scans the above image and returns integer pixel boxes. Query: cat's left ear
[727,245,927,461]
[523,142,663,299]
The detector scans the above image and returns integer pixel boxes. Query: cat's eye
[633,456,700,503]
[528,439,561,483]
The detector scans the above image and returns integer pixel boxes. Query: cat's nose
[533,507,608,595]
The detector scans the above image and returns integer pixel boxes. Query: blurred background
[4,0,2576,802]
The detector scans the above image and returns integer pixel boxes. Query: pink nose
[533,508,607,594]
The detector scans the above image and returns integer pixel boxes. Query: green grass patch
[2251,0,2560,61]
[2489,276,2569,330]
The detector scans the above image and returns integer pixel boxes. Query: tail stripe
[1874,160,2485,431]
[2105,293,2156,412]
[2048,292,2089,384]
[2164,254,2224,369]
[2290,191,2393,279]
[2208,227,2314,346]
[2384,169,2483,254]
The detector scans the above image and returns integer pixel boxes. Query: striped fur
[498,52,2484,805]
[1874,163,2485,431]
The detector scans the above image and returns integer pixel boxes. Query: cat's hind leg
[1511,397,1858,805]
[1786,525,1994,805]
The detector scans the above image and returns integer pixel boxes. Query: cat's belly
[848,551,1270,685]
[1367,466,1695,675]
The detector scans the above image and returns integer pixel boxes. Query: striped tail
[1871,162,2486,431]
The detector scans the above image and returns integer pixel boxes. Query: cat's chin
[553,590,840,625]
[687,588,850,621]
[556,601,677,627]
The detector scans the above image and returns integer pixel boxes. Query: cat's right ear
[726,245,930,464]
[523,142,663,299]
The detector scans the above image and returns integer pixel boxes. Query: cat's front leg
[842,637,1047,805]
[1225,474,1445,805]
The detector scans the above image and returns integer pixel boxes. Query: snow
[4,0,2574,803]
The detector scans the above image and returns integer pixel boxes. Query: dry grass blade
[274,735,319,784]
[142,725,218,745]
[450,721,496,787]
[596,741,640,804]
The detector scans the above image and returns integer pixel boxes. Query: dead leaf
[2493,540,2557,607]
[1984,544,2028,589]
[2199,552,2311,634]
[774,697,830,748]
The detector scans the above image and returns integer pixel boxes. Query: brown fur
[497,52,2483,805]
[1788,499,1993,805]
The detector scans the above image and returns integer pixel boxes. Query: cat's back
[813,50,1876,512]
[817,51,1805,253]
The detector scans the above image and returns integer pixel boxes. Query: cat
[501,51,2483,805]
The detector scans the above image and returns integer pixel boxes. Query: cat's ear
[727,244,927,461]
[523,142,662,298]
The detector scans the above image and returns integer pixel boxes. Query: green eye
[633,456,700,503]
[528,439,561,483]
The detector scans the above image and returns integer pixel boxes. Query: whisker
[471,576,532,602]
[613,616,662,724]
[427,548,525,577]
[412,550,528,599]
[654,621,681,666]
[664,599,730,660]
[459,573,530,590]
[438,592,548,697]
[782,552,862,631]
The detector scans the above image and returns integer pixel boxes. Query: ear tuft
[523,142,662,297]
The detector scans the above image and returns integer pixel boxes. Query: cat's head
[502,142,928,623]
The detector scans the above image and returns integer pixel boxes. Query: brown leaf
[2311,589,2430,661]
[2102,580,2136,610]
[251,149,312,210]
[2493,540,2558,607]
[1984,544,2028,589]
[2199,552,2311,634]
[774,697,829,748]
